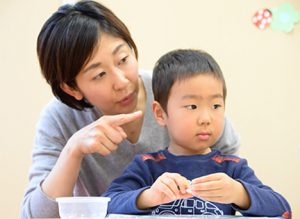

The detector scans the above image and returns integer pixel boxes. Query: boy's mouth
[196,132,211,141]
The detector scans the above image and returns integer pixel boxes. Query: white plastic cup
[56,196,110,219]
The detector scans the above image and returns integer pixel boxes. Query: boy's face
[163,74,225,155]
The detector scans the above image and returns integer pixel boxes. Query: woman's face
[74,33,140,115]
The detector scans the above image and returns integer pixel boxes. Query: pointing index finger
[109,110,143,126]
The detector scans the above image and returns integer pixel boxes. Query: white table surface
[106,214,282,219]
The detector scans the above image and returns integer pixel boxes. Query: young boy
[103,49,291,218]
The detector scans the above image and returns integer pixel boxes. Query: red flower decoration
[252,9,273,30]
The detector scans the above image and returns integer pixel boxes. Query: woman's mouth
[118,92,135,106]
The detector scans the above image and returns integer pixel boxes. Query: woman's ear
[152,101,167,127]
[60,83,83,100]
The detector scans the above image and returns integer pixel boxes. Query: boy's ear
[152,101,167,127]
[60,83,83,100]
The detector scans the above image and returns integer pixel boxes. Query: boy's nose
[197,109,211,126]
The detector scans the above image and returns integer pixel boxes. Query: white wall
[1,0,299,218]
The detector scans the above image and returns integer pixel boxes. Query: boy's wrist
[233,181,250,209]
[136,188,158,210]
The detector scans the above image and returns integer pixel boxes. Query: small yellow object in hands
[186,180,192,194]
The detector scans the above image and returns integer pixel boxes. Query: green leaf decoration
[271,3,300,32]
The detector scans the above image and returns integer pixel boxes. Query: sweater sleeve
[232,159,292,218]
[103,155,154,215]
[21,102,66,219]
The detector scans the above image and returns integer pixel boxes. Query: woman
[21,1,240,218]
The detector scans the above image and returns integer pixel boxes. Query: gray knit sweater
[21,70,240,218]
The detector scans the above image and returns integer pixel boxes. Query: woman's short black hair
[152,49,226,113]
[37,0,138,110]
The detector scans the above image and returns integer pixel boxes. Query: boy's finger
[160,175,180,199]
[160,183,177,200]
[168,174,190,194]
[192,173,220,184]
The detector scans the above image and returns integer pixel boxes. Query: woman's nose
[112,68,129,91]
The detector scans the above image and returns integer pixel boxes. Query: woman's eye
[185,104,197,110]
[93,72,106,80]
[119,56,128,65]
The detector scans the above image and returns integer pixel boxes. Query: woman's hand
[67,111,143,158]
[137,172,192,209]
[42,111,142,198]
[190,172,250,209]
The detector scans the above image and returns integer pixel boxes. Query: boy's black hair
[152,49,226,112]
[37,0,138,110]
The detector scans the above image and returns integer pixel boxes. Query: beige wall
[1,0,299,218]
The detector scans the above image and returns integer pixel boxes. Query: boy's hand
[137,172,192,209]
[190,172,250,209]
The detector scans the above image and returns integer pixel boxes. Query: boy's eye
[185,104,197,110]
[93,71,106,80]
[213,104,222,109]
